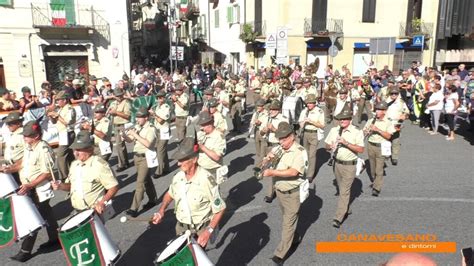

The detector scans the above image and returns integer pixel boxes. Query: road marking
[359,197,474,203]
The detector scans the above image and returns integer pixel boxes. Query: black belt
[134,153,146,158]
[277,186,299,194]
[175,116,187,119]
[335,159,357,165]
[304,129,318,133]
[368,142,381,147]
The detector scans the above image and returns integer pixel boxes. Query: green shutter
[0,0,12,6]
[214,10,219,28]
[227,6,233,23]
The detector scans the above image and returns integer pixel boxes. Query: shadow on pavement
[314,147,331,177]
[215,213,270,265]
[228,154,254,177]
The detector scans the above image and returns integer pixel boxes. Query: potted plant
[239,23,257,44]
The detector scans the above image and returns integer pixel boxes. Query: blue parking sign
[412,35,424,47]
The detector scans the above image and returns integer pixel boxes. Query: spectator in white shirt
[426,84,444,135]
[444,85,460,141]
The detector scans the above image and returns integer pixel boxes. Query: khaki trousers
[302,132,319,181]
[356,98,373,123]
[265,143,278,197]
[368,143,385,192]
[231,102,243,131]
[154,138,170,175]
[334,163,356,222]
[391,131,401,160]
[130,155,157,211]
[274,189,300,259]
[113,124,129,168]
[175,117,187,142]
[56,131,75,180]
[254,131,268,167]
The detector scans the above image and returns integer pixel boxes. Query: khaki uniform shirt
[260,83,276,99]
[197,130,226,170]
[94,117,112,143]
[153,102,171,130]
[385,98,409,124]
[57,104,76,132]
[378,86,389,102]
[364,117,396,143]
[325,125,364,161]
[111,100,131,125]
[213,111,228,134]
[273,142,307,191]
[174,93,189,117]
[169,166,226,225]
[250,110,267,134]
[0,98,15,110]
[215,91,229,113]
[66,156,118,211]
[232,84,246,102]
[19,140,54,185]
[298,106,325,131]
[291,88,308,99]
[261,113,288,144]
[133,121,156,154]
[306,86,319,99]
[251,79,262,93]
[4,127,24,163]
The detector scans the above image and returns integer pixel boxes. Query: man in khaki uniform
[196,111,226,179]
[260,99,289,203]
[150,90,171,178]
[81,104,113,161]
[298,94,325,182]
[250,73,262,104]
[172,84,189,142]
[0,88,16,111]
[214,82,230,115]
[1,112,25,184]
[229,75,246,133]
[202,89,215,112]
[302,77,318,100]
[325,108,364,228]
[124,107,158,217]
[363,101,395,196]
[208,98,228,135]
[1,121,59,262]
[52,130,119,215]
[385,87,409,166]
[109,88,131,171]
[291,78,306,99]
[377,78,395,103]
[47,91,76,180]
[261,122,307,265]
[250,99,268,167]
[260,73,276,102]
[356,79,374,124]
[152,138,226,248]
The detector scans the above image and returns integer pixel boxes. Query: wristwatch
[206,226,214,234]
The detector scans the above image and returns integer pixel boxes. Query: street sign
[266,33,276,49]
[328,45,339,57]
[412,35,424,47]
[170,46,184,61]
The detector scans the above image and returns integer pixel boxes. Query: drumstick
[119,216,152,223]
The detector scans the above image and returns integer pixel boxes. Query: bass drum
[155,231,213,266]
[282,96,305,125]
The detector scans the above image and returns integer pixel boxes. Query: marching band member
[259,100,289,203]
[81,103,113,161]
[250,73,263,104]
[51,131,119,217]
[109,88,132,172]
[47,90,76,180]
[1,112,25,184]
[229,75,246,133]
[333,87,352,120]
[356,78,374,124]
[385,87,409,166]
[124,107,158,217]
[291,78,305,98]
[260,72,276,102]
[213,82,230,116]
[152,138,226,248]
[261,122,308,266]
[363,102,395,197]
[196,111,226,179]
[150,91,171,178]
[302,77,319,100]
[208,98,228,135]
[250,99,268,168]
[201,89,215,112]
[172,84,190,142]
[324,108,364,228]
[1,121,59,262]
[298,94,325,182]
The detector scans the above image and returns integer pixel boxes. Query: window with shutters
[214,9,219,28]
[362,0,376,23]
[227,4,240,24]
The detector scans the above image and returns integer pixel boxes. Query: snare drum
[10,194,45,240]
[155,233,213,266]
[0,173,19,198]
[59,209,120,265]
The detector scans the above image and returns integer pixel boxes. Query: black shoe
[332,219,341,228]
[126,209,138,218]
[391,159,398,166]
[264,194,275,203]
[38,239,60,250]
[152,174,160,179]
[10,251,33,262]
[271,256,284,266]
[372,189,380,197]
[116,166,127,172]
[143,201,157,209]
[291,234,302,247]
[334,192,340,196]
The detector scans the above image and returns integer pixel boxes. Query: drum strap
[179,183,195,228]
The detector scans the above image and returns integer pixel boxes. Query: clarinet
[364,117,377,140]
[327,126,344,166]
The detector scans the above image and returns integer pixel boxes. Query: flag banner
[0,198,16,248]
[180,0,189,13]
[50,3,67,26]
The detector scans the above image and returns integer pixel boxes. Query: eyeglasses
[390,93,399,95]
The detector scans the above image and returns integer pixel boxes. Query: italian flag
[180,0,188,13]
[50,2,66,26]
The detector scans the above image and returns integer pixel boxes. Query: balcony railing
[191,26,206,41]
[304,18,343,37]
[31,3,110,42]
[240,20,266,38]
[399,21,433,38]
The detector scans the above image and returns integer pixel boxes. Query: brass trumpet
[254,145,284,180]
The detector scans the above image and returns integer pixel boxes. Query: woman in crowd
[444,85,460,141]
[426,84,444,135]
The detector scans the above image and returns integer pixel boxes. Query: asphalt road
[1,106,473,265]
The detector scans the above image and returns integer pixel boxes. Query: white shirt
[444,93,458,113]
[428,90,444,111]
